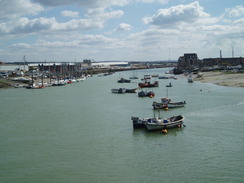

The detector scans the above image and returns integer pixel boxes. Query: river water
[0,68,243,183]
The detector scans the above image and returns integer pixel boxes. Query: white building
[91,61,129,68]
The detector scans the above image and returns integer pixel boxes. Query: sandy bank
[194,71,244,88]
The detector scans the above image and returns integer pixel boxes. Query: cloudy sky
[0,0,244,62]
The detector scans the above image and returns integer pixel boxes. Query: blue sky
[0,0,244,62]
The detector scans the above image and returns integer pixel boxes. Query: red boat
[138,81,159,88]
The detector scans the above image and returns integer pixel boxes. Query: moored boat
[138,81,159,88]
[131,115,184,130]
[125,88,137,93]
[152,98,186,109]
[11,77,32,83]
[111,88,126,93]
[188,74,194,83]
[129,76,138,79]
[129,71,138,79]
[26,84,45,89]
[118,77,131,83]
[138,90,155,97]
[166,82,172,87]
[159,75,177,79]
[145,115,184,131]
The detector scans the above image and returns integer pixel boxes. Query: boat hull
[145,121,183,131]
[125,88,137,93]
[152,101,186,109]
[131,117,146,128]
[167,103,185,108]
[111,88,126,93]
[132,115,184,130]
[138,91,155,97]
[138,81,159,88]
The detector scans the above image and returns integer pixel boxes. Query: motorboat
[152,97,186,109]
[131,115,185,130]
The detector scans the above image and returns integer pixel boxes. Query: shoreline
[1,70,244,89]
[193,71,244,88]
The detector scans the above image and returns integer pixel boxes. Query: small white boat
[188,75,194,83]
[129,76,138,79]
[11,77,31,83]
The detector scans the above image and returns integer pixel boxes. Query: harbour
[0,68,243,183]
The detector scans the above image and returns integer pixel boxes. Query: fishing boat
[138,81,159,88]
[152,98,186,109]
[129,70,138,79]
[131,115,184,130]
[138,90,155,97]
[158,75,170,79]
[145,115,184,131]
[129,76,138,79]
[117,77,131,83]
[111,88,126,94]
[141,75,151,80]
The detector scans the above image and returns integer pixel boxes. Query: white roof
[92,61,128,66]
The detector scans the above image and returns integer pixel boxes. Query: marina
[1,0,244,182]
[0,68,244,183]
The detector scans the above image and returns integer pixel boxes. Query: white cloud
[1,0,244,62]
[86,8,124,20]
[6,35,119,61]
[143,1,209,27]
[0,0,44,19]
[61,10,79,18]
[0,17,104,35]
[32,0,130,8]
[0,5,123,37]
[0,17,54,35]
[115,23,133,31]
[225,5,244,17]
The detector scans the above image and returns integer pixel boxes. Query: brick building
[202,57,244,67]
[177,53,200,71]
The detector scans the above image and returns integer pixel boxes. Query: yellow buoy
[164,107,169,111]
[162,129,167,134]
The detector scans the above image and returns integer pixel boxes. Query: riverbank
[1,70,244,89]
[194,71,244,87]
[0,78,20,88]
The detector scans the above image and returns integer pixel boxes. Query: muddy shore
[194,71,244,88]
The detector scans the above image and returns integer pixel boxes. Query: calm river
[0,68,243,183]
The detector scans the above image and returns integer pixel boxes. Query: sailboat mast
[23,55,26,71]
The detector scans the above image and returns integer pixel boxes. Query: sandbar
[193,71,244,87]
